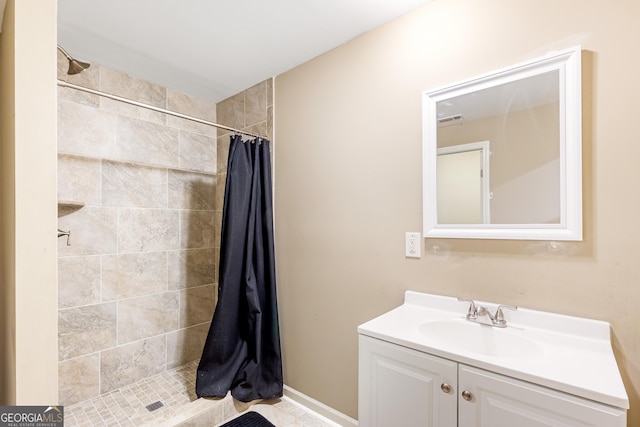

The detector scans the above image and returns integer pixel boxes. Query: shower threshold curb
[154,394,230,426]
[155,387,356,427]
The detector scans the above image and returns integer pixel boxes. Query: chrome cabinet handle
[440,383,452,394]
[461,390,474,401]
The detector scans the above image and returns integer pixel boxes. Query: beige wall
[0,0,58,405]
[274,0,640,424]
[0,0,16,405]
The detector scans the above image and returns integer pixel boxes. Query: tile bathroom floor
[63,360,337,427]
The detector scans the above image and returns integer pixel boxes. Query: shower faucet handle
[58,228,71,246]
[457,297,477,320]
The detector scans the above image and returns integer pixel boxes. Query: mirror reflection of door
[437,141,490,224]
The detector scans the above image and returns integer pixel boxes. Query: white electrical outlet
[405,232,421,258]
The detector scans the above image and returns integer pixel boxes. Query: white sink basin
[418,319,543,359]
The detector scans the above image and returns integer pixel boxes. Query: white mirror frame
[422,46,582,240]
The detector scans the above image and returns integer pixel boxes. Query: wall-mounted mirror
[422,46,582,240]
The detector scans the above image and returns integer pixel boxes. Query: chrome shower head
[57,45,90,75]
[67,58,90,75]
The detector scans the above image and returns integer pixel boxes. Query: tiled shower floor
[64,360,337,426]
[64,360,199,426]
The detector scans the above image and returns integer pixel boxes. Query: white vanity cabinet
[359,335,627,427]
[357,292,629,427]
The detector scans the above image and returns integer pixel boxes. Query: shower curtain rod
[56,79,264,138]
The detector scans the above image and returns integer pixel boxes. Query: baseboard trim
[283,385,358,427]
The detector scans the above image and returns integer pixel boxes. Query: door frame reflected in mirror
[437,141,491,224]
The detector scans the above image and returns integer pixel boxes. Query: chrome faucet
[458,297,517,328]
[492,304,518,327]
[457,297,478,320]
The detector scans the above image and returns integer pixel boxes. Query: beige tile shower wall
[215,78,274,275]
[56,51,218,405]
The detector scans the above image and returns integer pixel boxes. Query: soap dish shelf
[58,200,84,217]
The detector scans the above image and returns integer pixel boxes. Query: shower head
[57,45,90,75]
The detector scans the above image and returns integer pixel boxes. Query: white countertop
[357,291,629,409]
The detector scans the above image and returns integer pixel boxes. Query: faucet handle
[494,304,517,326]
[457,297,477,320]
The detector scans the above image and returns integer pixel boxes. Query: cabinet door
[358,335,457,427]
[458,364,627,427]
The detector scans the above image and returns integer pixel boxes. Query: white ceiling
[57,0,435,103]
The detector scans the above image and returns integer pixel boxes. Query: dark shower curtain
[196,135,283,402]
